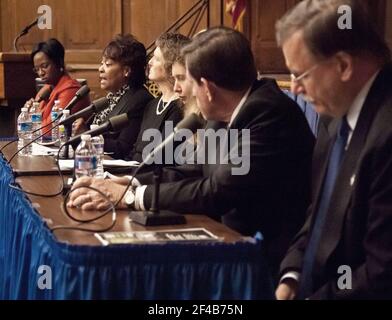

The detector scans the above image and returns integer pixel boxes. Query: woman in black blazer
[125,33,190,164]
[73,34,153,159]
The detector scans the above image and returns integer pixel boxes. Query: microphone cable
[56,160,145,234]
[0,110,61,154]
[6,113,63,164]
[8,141,68,197]
[55,113,204,233]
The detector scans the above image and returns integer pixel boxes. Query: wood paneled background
[0,0,390,98]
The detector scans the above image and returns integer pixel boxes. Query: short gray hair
[275,0,390,61]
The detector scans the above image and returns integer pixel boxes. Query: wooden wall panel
[0,0,2,52]
[126,0,211,49]
[249,0,300,74]
[0,0,390,96]
[0,0,123,51]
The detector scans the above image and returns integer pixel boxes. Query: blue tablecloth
[0,155,274,299]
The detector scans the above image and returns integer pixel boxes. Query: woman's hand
[24,98,35,111]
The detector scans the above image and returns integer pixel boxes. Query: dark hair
[31,38,65,69]
[155,33,191,77]
[103,34,147,87]
[182,27,257,91]
[275,0,391,62]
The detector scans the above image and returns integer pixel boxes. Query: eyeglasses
[33,63,50,74]
[290,59,328,84]
[290,63,320,84]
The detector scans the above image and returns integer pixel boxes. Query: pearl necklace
[156,94,176,115]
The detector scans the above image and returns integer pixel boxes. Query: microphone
[66,113,130,146]
[57,97,109,127]
[35,86,53,103]
[13,17,39,51]
[20,18,39,36]
[141,113,204,166]
[0,85,53,153]
[128,113,204,227]
[6,100,114,164]
[63,85,90,111]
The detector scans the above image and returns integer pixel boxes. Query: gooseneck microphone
[57,96,109,127]
[0,86,53,153]
[14,17,40,51]
[29,86,92,137]
[128,112,204,226]
[6,97,109,164]
[66,112,130,146]
[140,113,204,166]
[35,86,53,103]
[63,85,90,112]
[20,18,39,35]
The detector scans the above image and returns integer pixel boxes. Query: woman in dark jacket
[73,34,153,158]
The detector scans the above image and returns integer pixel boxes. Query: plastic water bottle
[90,125,105,178]
[74,134,98,178]
[51,100,60,145]
[30,102,43,143]
[59,110,71,158]
[17,107,33,155]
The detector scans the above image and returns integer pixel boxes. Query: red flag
[225,0,247,31]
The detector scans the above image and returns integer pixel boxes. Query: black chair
[282,89,319,136]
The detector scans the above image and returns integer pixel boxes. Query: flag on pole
[225,0,247,32]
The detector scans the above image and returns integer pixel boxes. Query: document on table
[31,143,59,156]
[58,159,140,170]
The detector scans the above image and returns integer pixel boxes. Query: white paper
[102,159,140,167]
[58,159,140,171]
[58,159,74,170]
[32,143,59,156]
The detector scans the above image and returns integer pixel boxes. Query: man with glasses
[275,0,392,299]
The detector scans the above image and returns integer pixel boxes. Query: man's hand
[275,278,298,300]
[67,177,128,210]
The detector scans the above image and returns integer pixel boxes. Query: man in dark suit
[68,27,315,275]
[275,0,392,299]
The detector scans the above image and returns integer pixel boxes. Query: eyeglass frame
[290,63,320,84]
[289,55,335,84]
[32,62,51,74]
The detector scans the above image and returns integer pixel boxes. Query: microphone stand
[13,18,39,52]
[129,165,186,226]
[59,125,72,160]
[60,125,78,195]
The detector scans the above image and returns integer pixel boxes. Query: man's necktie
[297,116,350,299]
